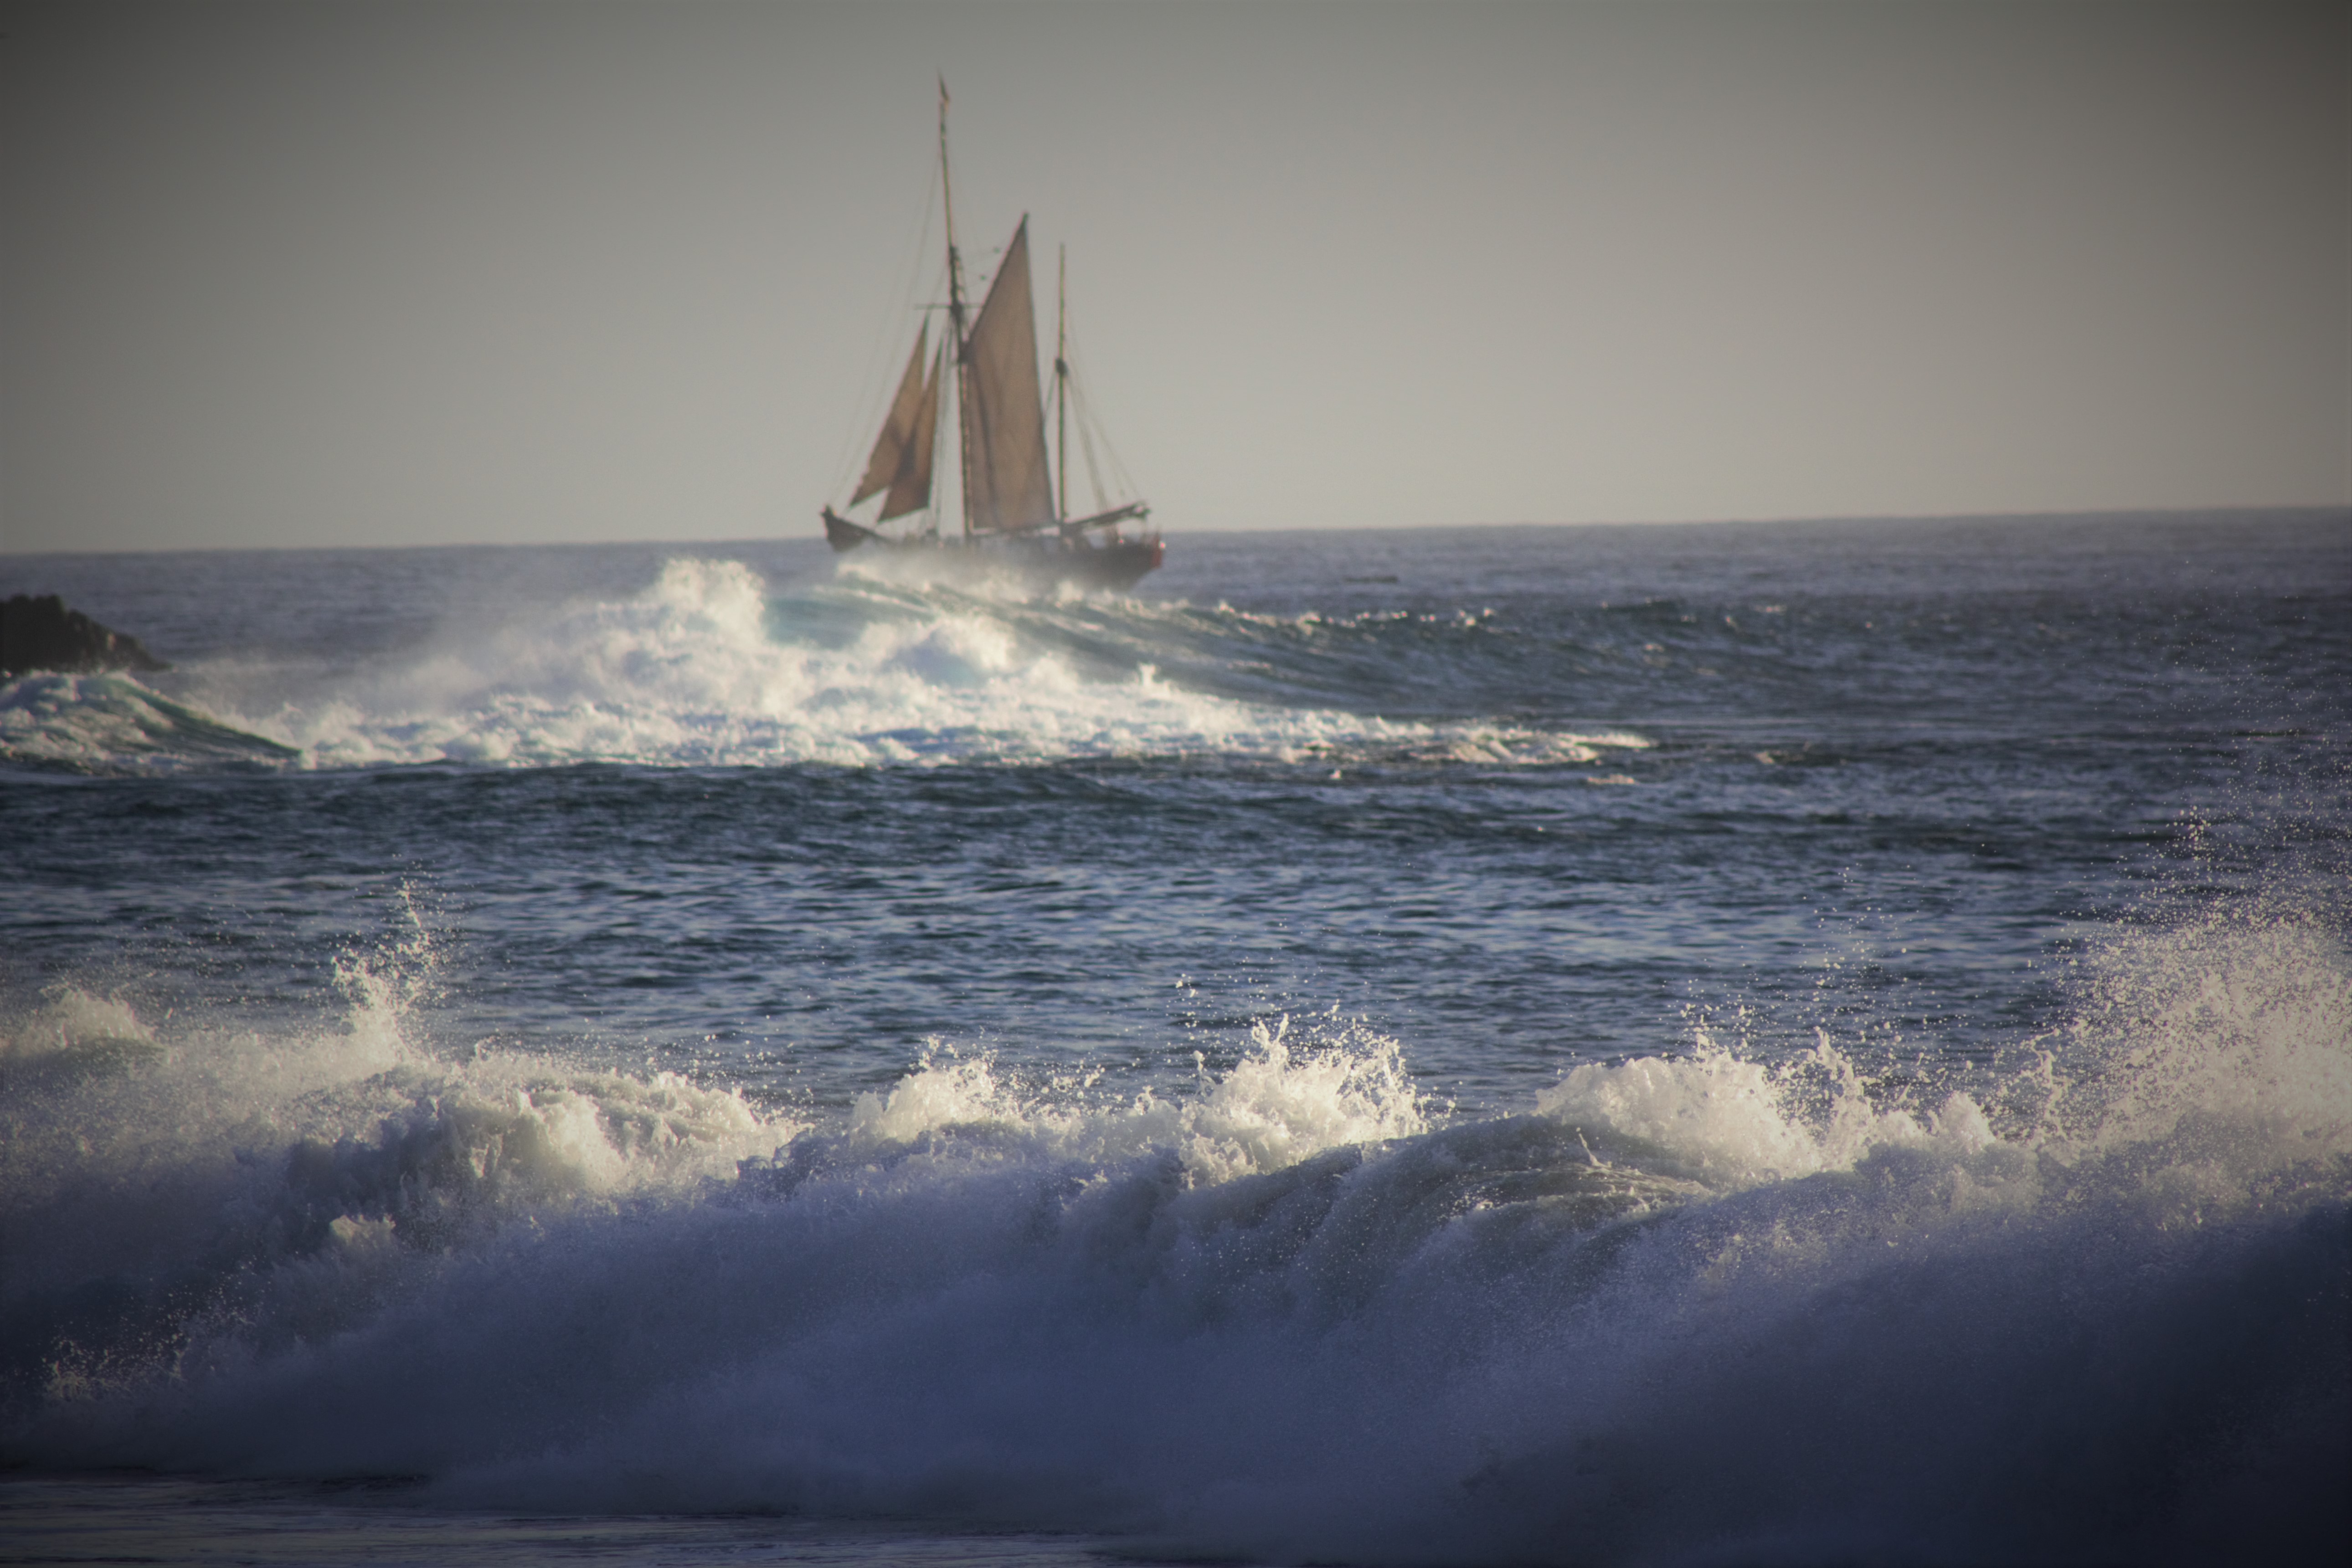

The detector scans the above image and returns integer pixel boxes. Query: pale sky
[2,0,2345,553]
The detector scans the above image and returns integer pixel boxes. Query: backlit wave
[3,908,2343,1563]
[0,560,1649,774]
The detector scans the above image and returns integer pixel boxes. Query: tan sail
[958,219,1055,535]
[880,341,942,520]
[851,324,934,514]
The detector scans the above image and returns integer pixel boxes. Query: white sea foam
[4,915,2344,1565]
[0,944,787,1371]
[831,1015,1427,1186]
[0,988,159,1069]
[0,673,297,773]
[1535,1038,1996,1189]
[3,561,1652,773]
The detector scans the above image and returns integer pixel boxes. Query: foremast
[939,76,972,542]
[1056,243,1069,526]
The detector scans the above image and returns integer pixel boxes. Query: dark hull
[822,510,1164,591]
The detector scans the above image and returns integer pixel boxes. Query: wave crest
[8,562,1656,773]
[5,914,2345,1564]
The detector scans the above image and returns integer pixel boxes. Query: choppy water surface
[3,514,2347,1565]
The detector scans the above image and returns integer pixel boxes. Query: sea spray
[5,517,2347,1564]
[826,1015,1427,1183]
[5,918,2345,1563]
[4,560,1657,773]
[0,942,786,1418]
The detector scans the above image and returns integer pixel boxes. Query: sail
[958,219,1055,535]
[851,324,933,512]
[879,341,942,520]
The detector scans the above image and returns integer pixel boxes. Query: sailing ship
[821,85,1163,590]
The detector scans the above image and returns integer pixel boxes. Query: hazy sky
[3,0,2345,553]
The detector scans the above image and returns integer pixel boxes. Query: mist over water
[3,515,2347,1564]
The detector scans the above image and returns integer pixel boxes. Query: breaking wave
[0,560,1650,775]
[3,908,2344,1564]
[0,672,299,774]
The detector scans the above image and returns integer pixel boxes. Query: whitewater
[1,557,1644,773]
[3,515,2347,1565]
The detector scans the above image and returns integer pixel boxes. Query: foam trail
[3,920,2345,1566]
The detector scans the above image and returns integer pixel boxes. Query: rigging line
[1066,327,1111,510]
[1063,319,1141,506]
[1058,278,1103,512]
[829,154,944,502]
[1075,399,1110,515]
[1066,375,1112,514]
[1073,378,1137,504]
[1068,319,1138,496]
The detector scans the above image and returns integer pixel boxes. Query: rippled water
[3,514,2347,1565]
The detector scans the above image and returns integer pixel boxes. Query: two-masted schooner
[821,86,1162,590]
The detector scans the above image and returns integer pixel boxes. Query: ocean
[2,513,2347,1566]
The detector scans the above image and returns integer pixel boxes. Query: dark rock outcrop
[0,594,170,678]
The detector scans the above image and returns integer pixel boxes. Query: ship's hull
[822,510,1164,591]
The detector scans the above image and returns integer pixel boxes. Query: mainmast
[939,76,973,540]
[1055,244,1069,526]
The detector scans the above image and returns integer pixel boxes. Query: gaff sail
[958,219,1055,536]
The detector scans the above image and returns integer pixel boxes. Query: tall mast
[939,76,973,540]
[1055,243,1069,526]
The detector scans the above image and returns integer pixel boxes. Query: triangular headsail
[851,324,937,519]
[958,218,1056,536]
[880,340,942,520]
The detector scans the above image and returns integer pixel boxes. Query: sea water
[2,514,2346,1565]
